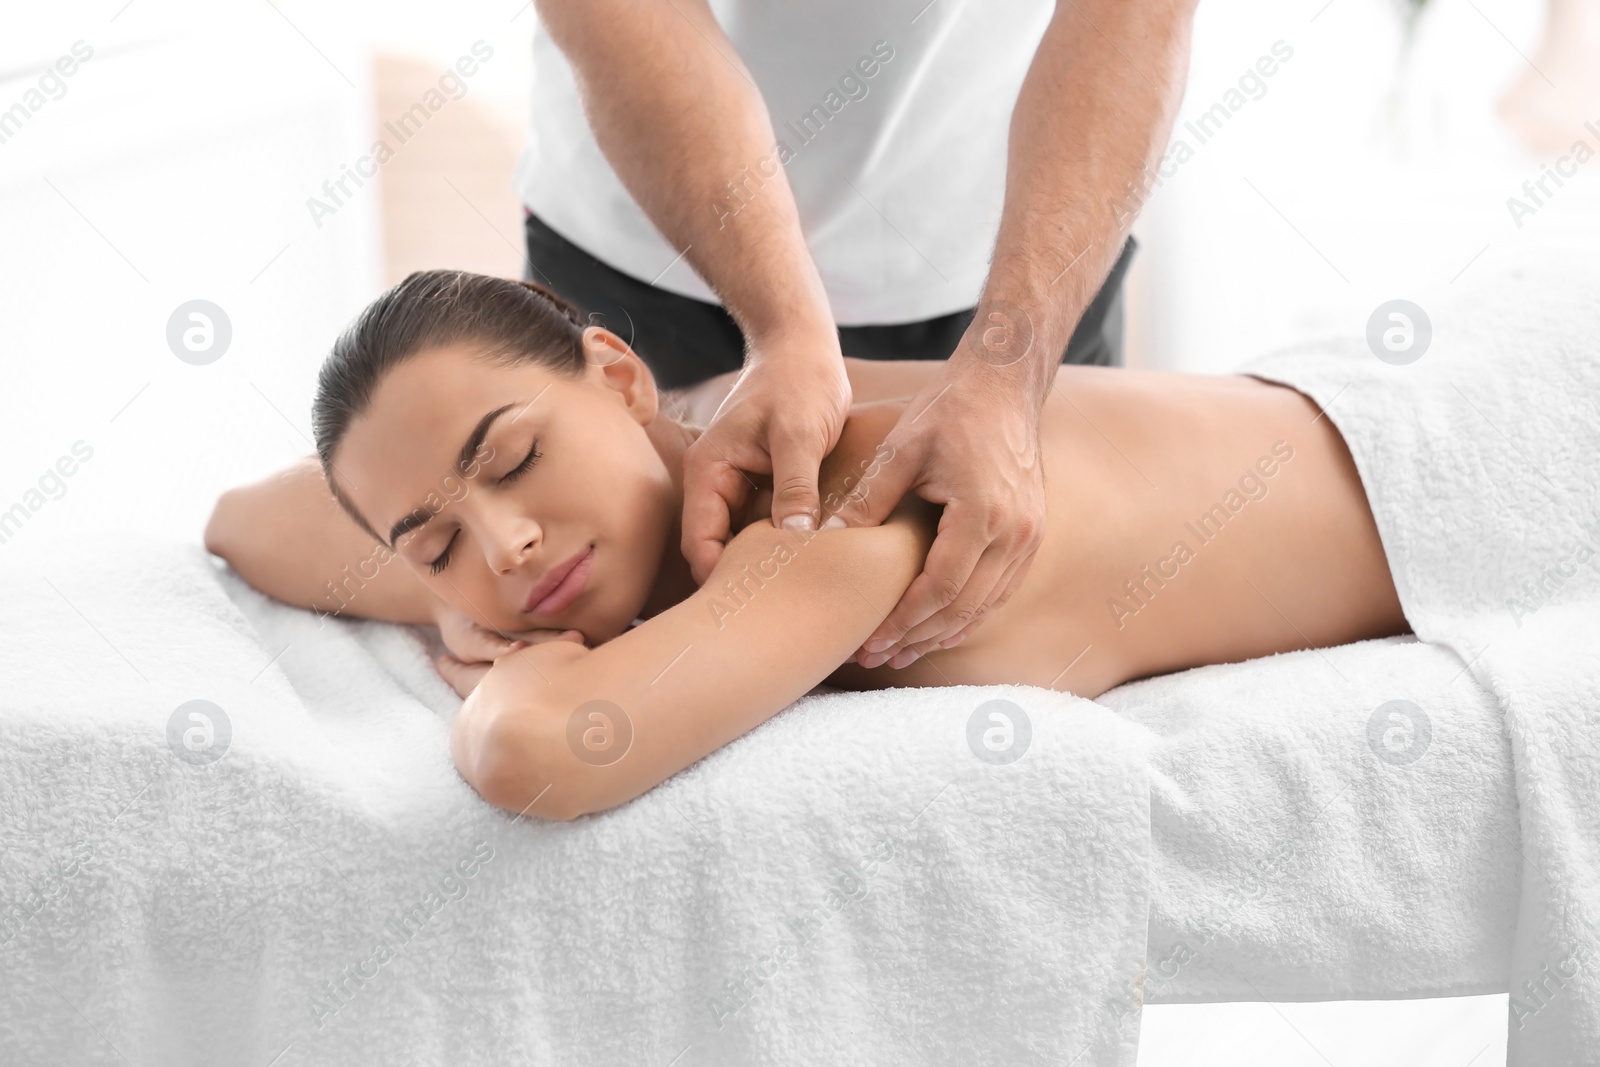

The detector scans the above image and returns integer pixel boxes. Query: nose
[479,502,544,575]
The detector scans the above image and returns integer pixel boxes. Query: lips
[523,545,595,617]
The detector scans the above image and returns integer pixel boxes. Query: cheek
[608,454,676,533]
[597,448,677,583]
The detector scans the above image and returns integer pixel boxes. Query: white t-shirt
[513,0,1055,326]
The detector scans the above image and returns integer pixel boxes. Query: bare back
[693,358,1409,697]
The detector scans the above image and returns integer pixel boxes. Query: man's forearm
[203,457,441,627]
[534,0,835,347]
[974,0,1198,405]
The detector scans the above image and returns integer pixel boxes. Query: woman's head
[312,269,688,644]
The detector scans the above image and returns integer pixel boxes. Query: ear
[581,325,659,424]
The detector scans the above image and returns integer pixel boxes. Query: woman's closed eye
[500,438,542,485]
[427,439,543,575]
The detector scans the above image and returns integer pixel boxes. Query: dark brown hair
[311,269,589,537]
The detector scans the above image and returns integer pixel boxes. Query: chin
[568,609,633,648]
[565,572,647,647]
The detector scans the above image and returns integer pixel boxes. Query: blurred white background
[6,0,1596,1061]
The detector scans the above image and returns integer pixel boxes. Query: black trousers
[523,208,1136,391]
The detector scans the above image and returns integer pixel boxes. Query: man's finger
[681,442,751,584]
[937,544,1037,649]
[886,545,1013,658]
[858,501,991,659]
[824,436,920,531]
[767,422,829,531]
[888,509,1043,660]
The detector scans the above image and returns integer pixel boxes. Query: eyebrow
[384,402,517,549]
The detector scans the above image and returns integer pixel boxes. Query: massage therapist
[518,0,1199,669]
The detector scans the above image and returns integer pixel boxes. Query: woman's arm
[203,456,441,627]
[455,498,938,822]
[453,412,939,822]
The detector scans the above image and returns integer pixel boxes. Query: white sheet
[2,535,1153,1066]
[1238,238,1600,1064]
[1,530,1521,1066]
[11,242,1595,1065]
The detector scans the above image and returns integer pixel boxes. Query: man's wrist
[952,293,1081,413]
[742,313,843,363]
[945,342,1052,423]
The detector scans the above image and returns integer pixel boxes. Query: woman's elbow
[474,713,594,823]
[203,488,242,560]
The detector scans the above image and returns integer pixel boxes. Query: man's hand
[681,334,853,584]
[830,354,1048,669]
[821,0,1199,668]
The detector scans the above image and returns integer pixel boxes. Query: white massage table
[11,246,1598,1067]
[0,533,1520,1066]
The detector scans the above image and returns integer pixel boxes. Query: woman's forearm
[203,455,441,627]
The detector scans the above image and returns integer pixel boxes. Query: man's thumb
[823,446,914,530]
[769,436,828,532]
[772,476,824,532]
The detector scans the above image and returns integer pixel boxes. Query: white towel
[0,535,1154,1066]
[0,536,1540,1065]
[1101,633,1521,1007]
[1238,237,1600,1064]
[4,240,1593,1064]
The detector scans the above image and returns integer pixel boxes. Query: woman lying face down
[261,268,1410,819]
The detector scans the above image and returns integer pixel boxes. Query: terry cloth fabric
[1238,237,1600,1065]
[0,533,1153,1066]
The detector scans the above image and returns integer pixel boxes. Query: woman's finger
[434,653,490,698]
[464,624,563,661]
[503,627,586,647]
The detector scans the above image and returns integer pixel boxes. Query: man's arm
[534,0,855,568]
[839,0,1200,668]
[533,0,832,346]
[980,0,1198,406]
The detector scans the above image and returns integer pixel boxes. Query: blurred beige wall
[372,52,528,287]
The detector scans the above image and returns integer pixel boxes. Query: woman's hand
[431,602,586,698]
